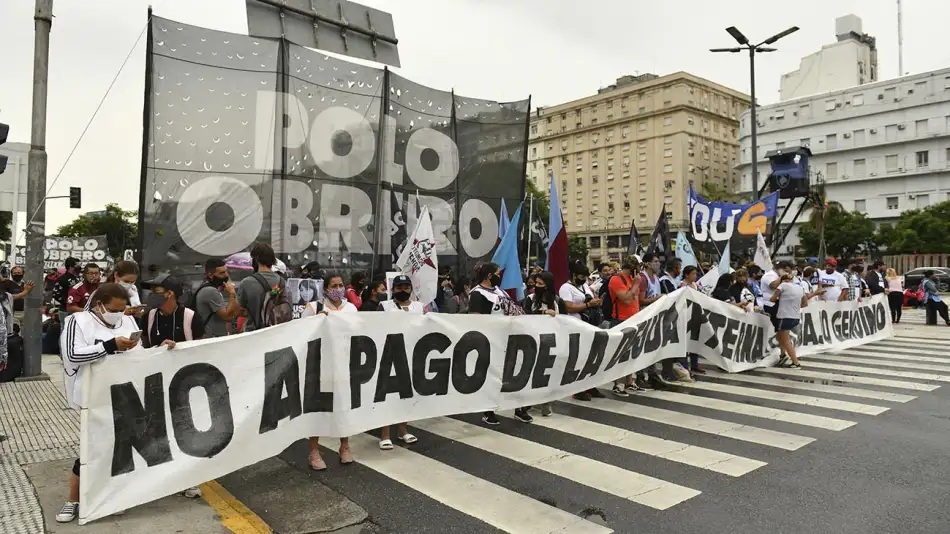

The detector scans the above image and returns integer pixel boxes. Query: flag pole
[524,193,533,271]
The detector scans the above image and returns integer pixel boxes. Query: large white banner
[78,290,892,523]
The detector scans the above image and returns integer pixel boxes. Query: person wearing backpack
[194,258,242,338]
[237,243,286,331]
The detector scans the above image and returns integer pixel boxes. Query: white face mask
[97,305,125,326]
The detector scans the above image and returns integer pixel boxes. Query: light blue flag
[674,232,697,268]
[498,199,510,240]
[718,241,733,274]
[491,202,525,301]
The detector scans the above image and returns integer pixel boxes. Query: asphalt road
[221,309,950,534]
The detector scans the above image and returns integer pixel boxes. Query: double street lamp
[711,25,799,199]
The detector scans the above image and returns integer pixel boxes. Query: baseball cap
[392,274,412,287]
[825,258,838,267]
[143,273,184,296]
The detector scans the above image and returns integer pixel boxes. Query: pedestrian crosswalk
[315,310,949,533]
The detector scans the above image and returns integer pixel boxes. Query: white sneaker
[56,502,79,523]
[182,486,202,498]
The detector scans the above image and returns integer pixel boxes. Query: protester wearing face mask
[66,264,101,314]
[442,277,471,314]
[0,266,35,323]
[56,283,141,523]
[139,274,204,499]
[53,257,81,320]
[376,275,423,449]
[521,271,566,416]
[359,279,387,312]
[468,263,530,425]
[238,243,283,331]
[302,273,355,469]
[86,261,144,318]
[195,258,241,338]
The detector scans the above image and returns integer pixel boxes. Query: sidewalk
[0,355,227,534]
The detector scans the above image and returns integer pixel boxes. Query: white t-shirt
[558,282,592,319]
[302,299,358,316]
[381,300,425,314]
[818,270,847,301]
[759,270,781,308]
[776,282,805,320]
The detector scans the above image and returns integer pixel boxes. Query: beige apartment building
[527,73,750,265]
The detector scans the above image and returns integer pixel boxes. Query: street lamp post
[589,213,611,262]
[711,25,799,199]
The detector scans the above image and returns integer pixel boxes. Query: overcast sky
[2,0,947,239]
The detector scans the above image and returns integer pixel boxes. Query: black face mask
[145,292,166,309]
[489,273,501,287]
[11,275,23,283]
[376,293,388,302]
[209,276,228,287]
[393,291,411,302]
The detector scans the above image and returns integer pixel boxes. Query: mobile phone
[128,330,143,343]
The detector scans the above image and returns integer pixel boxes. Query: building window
[826,162,838,180]
[852,93,864,106]
[664,148,673,157]
[800,137,810,147]
[607,100,613,109]
[854,199,866,212]
[916,119,929,136]
[776,142,785,150]
[575,135,583,145]
[887,196,899,210]
[664,136,673,145]
[885,124,898,142]
[639,122,647,131]
[825,99,836,111]
[854,159,866,178]
[663,116,673,126]
[917,150,929,167]
[638,168,647,177]
[639,154,647,162]
[853,129,865,146]
[531,147,537,157]
[576,177,583,186]
[622,143,630,151]
[530,125,538,135]
[885,154,899,172]
[917,194,931,209]
[826,134,837,150]
[663,164,673,173]
[622,126,630,138]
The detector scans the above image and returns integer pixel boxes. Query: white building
[0,141,29,263]
[737,68,950,254]
[780,15,878,102]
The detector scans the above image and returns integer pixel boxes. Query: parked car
[903,267,950,292]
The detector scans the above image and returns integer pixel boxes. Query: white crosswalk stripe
[313,324,943,531]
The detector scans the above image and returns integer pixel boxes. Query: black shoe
[635,377,652,390]
[625,382,644,393]
[572,391,592,401]
[514,409,534,423]
[588,388,606,398]
[649,375,670,390]
[612,384,630,397]
[482,412,500,425]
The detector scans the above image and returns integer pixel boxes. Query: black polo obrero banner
[78,291,891,523]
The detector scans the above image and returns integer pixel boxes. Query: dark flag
[626,220,643,257]
[647,207,672,260]
[390,189,408,266]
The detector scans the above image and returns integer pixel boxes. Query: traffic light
[69,186,81,209]
[0,123,9,176]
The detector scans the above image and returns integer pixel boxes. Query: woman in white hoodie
[57,283,143,523]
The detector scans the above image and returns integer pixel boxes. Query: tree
[798,203,875,259]
[524,178,550,223]
[881,200,950,254]
[699,182,750,204]
[567,234,588,263]
[55,203,138,260]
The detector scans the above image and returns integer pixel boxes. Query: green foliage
[798,204,876,259]
[567,234,588,263]
[0,211,12,243]
[699,182,749,204]
[55,203,138,260]
[880,200,950,254]
[525,178,550,222]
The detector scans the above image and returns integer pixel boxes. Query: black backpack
[188,283,218,328]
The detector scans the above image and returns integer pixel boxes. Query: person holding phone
[56,283,142,523]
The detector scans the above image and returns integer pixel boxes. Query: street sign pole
[23,0,54,378]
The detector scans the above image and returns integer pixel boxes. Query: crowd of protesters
[18,241,943,523]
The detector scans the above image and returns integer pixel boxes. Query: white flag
[697,266,720,296]
[754,230,773,272]
[395,205,439,305]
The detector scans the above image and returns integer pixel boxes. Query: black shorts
[777,318,800,331]
[72,458,80,477]
[764,304,779,328]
